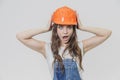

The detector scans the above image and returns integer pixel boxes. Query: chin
[64,41,69,44]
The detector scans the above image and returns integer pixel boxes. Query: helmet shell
[52,6,77,25]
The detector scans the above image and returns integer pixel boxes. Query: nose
[63,27,68,34]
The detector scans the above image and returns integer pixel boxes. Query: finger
[76,12,79,19]
[75,12,80,29]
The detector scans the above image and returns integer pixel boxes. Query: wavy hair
[51,23,83,73]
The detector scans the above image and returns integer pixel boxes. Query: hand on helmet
[76,12,83,30]
[47,18,53,31]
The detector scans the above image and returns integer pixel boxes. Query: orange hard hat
[51,6,77,25]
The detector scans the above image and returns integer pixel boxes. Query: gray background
[0,0,120,80]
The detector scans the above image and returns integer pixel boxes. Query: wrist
[78,25,84,30]
[44,27,50,32]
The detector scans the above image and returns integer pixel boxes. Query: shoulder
[78,41,83,48]
[45,41,52,54]
[44,41,53,59]
[78,40,85,56]
[45,41,51,49]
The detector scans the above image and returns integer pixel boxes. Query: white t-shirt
[45,41,84,80]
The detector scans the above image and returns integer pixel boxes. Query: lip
[62,35,69,38]
[62,36,69,41]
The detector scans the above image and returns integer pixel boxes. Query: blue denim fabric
[53,58,81,80]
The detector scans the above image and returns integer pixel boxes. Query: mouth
[62,36,69,41]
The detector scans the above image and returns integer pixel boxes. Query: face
[57,24,74,46]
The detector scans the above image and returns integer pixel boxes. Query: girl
[16,6,112,80]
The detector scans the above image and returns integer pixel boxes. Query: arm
[79,26,112,54]
[76,13,112,54]
[16,27,50,58]
[16,20,52,58]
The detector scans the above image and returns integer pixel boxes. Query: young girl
[16,6,112,80]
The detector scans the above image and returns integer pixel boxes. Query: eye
[67,25,73,29]
[58,25,63,30]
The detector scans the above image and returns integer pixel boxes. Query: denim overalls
[53,58,81,80]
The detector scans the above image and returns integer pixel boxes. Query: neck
[61,42,68,47]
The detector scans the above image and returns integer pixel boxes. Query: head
[50,6,83,73]
[56,24,76,46]
[51,6,78,46]
[51,23,77,51]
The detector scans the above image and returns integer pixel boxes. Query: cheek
[57,30,62,38]
[69,30,73,35]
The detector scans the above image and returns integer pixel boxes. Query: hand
[76,12,83,29]
[47,17,53,31]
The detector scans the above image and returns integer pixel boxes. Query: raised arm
[79,26,112,54]
[16,21,52,58]
[76,13,112,54]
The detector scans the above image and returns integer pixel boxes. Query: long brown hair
[51,23,83,73]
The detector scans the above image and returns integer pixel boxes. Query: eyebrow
[58,24,73,27]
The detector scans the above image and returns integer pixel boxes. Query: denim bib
[53,58,81,80]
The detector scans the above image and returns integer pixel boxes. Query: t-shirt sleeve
[78,41,85,56]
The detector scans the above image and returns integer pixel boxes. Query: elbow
[108,30,112,37]
[105,30,112,38]
[16,32,25,41]
[16,32,31,41]
[16,33,21,40]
